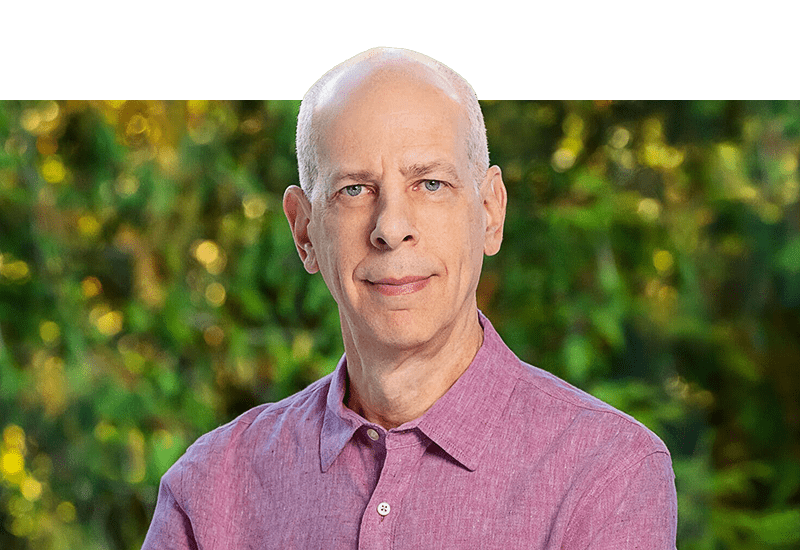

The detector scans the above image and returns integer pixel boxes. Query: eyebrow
[400,161,461,183]
[331,170,378,185]
[328,160,462,188]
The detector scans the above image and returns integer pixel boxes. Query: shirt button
[366,428,380,441]
[377,502,391,516]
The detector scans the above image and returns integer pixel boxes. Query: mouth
[367,275,432,296]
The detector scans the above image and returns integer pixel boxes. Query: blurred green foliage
[0,100,798,549]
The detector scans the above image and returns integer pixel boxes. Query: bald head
[296,48,489,202]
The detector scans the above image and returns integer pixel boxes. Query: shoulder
[161,373,332,499]
[510,359,670,467]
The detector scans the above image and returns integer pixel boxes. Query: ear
[480,166,507,256]
[282,185,319,274]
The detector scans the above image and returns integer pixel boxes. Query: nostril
[402,234,413,242]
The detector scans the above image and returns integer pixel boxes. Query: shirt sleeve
[563,450,678,550]
[141,476,198,550]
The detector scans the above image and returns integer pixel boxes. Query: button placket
[357,429,432,548]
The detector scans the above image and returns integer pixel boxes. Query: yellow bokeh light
[663,148,684,170]
[78,214,101,237]
[157,147,179,174]
[3,425,26,450]
[2,450,24,476]
[609,127,631,149]
[619,150,635,170]
[0,259,30,281]
[41,157,66,184]
[40,101,59,123]
[203,325,224,346]
[562,137,582,154]
[759,203,782,224]
[39,320,61,344]
[125,428,146,484]
[9,515,34,537]
[56,501,77,523]
[8,495,34,516]
[737,185,758,202]
[642,118,663,141]
[187,100,209,115]
[551,148,576,172]
[206,256,227,275]
[115,175,140,197]
[637,198,661,222]
[94,421,118,442]
[194,240,220,266]
[21,109,42,133]
[96,310,123,336]
[717,143,740,171]
[125,114,150,138]
[205,282,226,307]
[234,357,255,384]
[90,304,110,323]
[781,152,798,174]
[653,249,675,274]
[82,276,102,298]
[41,370,65,415]
[562,113,585,137]
[189,121,216,144]
[243,194,268,219]
[20,476,42,501]
[292,332,314,361]
[781,178,799,205]
[193,240,226,274]
[643,144,665,168]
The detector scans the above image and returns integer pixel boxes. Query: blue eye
[423,180,442,192]
[343,185,362,196]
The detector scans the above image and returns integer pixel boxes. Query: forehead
[315,56,462,113]
[313,65,470,175]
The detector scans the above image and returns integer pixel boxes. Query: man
[142,48,677,549]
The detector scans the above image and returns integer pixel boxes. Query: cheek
[315,215,364,277]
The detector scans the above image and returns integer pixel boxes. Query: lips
[368,275,432,296]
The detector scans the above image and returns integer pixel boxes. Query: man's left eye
[342,185,363,196]
[423,180,442,192]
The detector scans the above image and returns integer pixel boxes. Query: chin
[362,309,437,349]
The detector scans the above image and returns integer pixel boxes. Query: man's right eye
[342,185,362,197]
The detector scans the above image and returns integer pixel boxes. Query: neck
[342,310,484,430]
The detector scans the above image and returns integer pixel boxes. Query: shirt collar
[319,312,521,473]
[320,355,365,472]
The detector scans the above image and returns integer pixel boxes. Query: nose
[369,192,418,250]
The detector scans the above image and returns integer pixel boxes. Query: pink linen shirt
[142,314,677,549]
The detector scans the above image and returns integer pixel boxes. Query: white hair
[296,47,490,202]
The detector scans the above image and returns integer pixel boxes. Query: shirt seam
[563,449,671,540]
[236,377,330,431]
[515,368,662,441]
[168,468,198,546]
